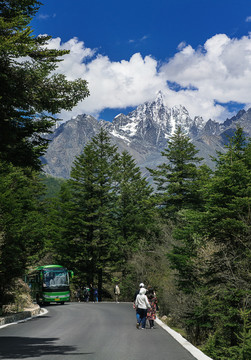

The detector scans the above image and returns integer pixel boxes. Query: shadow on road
[0,336,93,358]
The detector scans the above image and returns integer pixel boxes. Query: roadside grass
[159,314,188,339]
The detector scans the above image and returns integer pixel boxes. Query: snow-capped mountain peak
[42,92,251,179]
[110,92,206,145]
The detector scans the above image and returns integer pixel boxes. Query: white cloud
[47,33,251,122]
[128,35,149,44]
[177,41,187,50]
[160,33,251,119]
[246,16,251,22]
[38,13,56,20]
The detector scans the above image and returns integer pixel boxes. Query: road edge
[0,306,48,329]
[0,303,213,360]
[155,317,213,360]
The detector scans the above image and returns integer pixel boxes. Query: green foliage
[113,151,155,264]
[39,174,66,199]
[202,308,251,360]
[0,161,47,305]
[0,0,89,170]
[53,130,158,299]
[166,127,251,359]
[204,128,251,248]
[235,309,251,360]
[0,0,89,310]
[54,129,120,296]
[0,13,249,357]
[0,0,89,311]
[148,126,210,218]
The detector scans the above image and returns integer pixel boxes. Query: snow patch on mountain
[42,90,251,180]
[108,91,207,144]
[110,129,131,143]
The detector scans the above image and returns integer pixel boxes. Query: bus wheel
[60,301,65,305]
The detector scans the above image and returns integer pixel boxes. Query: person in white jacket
[135,287,150,329]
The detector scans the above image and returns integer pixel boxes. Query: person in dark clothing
[76,287,81,302]
[133,283,145,302]
[83,286,90,302]
[93,286,98,302]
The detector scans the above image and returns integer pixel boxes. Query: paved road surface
[0,302,197,360]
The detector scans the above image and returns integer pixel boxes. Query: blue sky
[32,0,251,122]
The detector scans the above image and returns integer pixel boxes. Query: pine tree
[168,127,251,358]
[57,129,119,300]
[201,128,251,354]
[148,126,205,218]
[0,161,47,308]
[0,0,89,169]
[113,151,154,265]
[205,127,251,249]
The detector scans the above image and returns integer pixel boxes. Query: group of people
[134,283,158,330]
[75,284,98,302]
[74,282,157,330]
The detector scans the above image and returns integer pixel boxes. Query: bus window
[43,269,69,288]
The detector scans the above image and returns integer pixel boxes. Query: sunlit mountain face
[41,92,251,180]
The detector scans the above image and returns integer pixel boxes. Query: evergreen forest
[0,2,250,359]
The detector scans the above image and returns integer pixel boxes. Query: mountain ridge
[42,92,251,179]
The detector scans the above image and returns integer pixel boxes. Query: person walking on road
[114,284,120,303]
[133,283,146,302]
[83,286,90,302]
[135,287,150,329]
[93,286,98,302]
[147,288,158,329]
[76,287,82,302]
[133,283,146,322]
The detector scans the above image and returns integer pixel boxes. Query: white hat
[139,283,145,287]
[140,288,146,295]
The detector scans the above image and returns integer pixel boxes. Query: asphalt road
[0,302,197,360]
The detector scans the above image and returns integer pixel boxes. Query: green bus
[26,265,73,305]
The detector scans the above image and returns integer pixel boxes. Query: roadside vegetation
[0,2,250,360]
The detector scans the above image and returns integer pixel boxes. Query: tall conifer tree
[148,126,205,218]
[113,151,154,265]
[0,0,89,309]
[168,127,251,358]
[0,0,89,169]
[0,162,47,307]
[59,129,119,299]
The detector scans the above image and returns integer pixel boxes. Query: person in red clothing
[147,288,158,329]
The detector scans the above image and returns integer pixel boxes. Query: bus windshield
[43,268,69,288]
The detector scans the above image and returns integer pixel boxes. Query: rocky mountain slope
[41,92,251,179]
